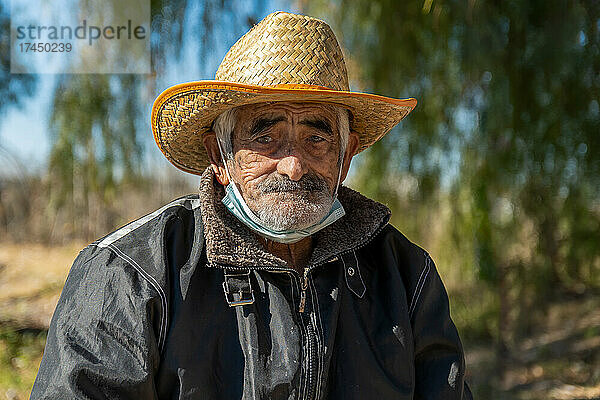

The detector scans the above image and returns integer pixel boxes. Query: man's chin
[261,191,321,203]
[245,191,334,230]
[253,202,331,231]
[260,217,325,232]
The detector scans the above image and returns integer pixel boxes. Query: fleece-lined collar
[198,167,391,269]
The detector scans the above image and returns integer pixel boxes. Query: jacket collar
[198,167,391,269]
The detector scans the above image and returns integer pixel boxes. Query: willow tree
[0,0,37,239]
[302,0,599,362]
[47,0,265,238]
[0,1,35,115]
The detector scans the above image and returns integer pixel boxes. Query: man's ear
[202,131,229,186]
[340,130,360,183]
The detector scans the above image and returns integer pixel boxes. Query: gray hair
[213,104,351,166]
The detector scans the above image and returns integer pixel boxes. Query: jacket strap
[222,269,255,307]
[341,251,366,298]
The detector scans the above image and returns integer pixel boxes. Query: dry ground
[465,294,600,399]
[0,241,86,329]
[0,241,598,399]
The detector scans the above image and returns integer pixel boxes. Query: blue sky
[1,0,297,179]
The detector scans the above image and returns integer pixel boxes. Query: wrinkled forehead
[235,101,341,129]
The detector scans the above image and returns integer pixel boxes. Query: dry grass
[0,241,84,399]
[0,241,85,329]
[0,241,598,400]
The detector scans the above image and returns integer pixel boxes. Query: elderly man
[32,11,472,400]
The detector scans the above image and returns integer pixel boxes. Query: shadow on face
[205,101,359,230]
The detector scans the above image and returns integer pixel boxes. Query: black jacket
[31,168,472,399]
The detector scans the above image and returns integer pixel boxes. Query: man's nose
[277,154,306,181]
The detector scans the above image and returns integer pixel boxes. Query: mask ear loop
[333,141,346,200]
[333,106,352,200]
[215,132,235,186]
[215,131,254,215]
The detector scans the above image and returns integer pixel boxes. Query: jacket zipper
[289,269,318,400]
[285,222,389,399]
[299,268,309,313]
[210,219,389,400]
[304,314,318,400]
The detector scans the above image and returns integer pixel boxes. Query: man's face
[226,102,347,231]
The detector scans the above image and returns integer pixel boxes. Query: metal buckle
[222,270,255,307]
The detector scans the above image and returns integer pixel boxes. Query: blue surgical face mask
[221,179,345,244]
[216,140,345,244]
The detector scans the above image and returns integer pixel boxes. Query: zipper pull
[299,268,309,313]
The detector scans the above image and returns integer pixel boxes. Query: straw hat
[151,11,417,175]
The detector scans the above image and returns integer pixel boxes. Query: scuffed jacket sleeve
[30,245,162,399]
[410,254,474,400]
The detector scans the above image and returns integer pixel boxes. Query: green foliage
[0,1,35,115]
[0,327,47,398]
[46,0,265,239]
[48,74,145,196]
[304,0,600,354]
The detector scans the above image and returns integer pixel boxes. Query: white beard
[253,191,333,231]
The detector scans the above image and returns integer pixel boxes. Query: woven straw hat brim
[152,80,417,175]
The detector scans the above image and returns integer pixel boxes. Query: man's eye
[255,136,272,144]
[309,135,326,143]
